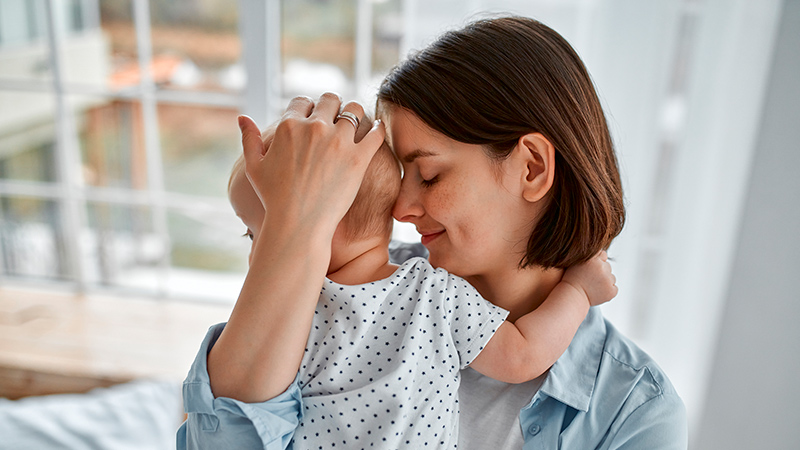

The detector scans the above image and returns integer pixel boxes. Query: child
[226,116,616,449]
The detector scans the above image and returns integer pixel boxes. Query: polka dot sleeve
[437,270,509,369]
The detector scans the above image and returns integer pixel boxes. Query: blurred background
[0,0,797,448]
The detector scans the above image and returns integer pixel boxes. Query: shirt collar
[536,307,606,412]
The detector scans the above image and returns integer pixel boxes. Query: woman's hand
[561,251,618,307]
[208,94,384,404]
[239,93,385,239]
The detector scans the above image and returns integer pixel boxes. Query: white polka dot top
[291,257,508,449]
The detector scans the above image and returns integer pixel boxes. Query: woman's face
[385,107,539,278]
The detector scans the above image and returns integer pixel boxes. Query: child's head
[229,116,401,257]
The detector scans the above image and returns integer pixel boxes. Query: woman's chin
[427,253,458,276]
[426,252,444,270]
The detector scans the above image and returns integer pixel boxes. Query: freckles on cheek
[426,190,448,214]
[427,179,460,219]
[434,177,478,235]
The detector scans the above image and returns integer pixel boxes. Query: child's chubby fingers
[571,250,618,306]
[601,255,618,302]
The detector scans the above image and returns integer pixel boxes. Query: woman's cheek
[432,176,466,214]
[422,184,447,215]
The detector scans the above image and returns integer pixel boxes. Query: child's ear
[516,133,555,203]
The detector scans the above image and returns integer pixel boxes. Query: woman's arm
[178,324,303,450]
[469,251,617,383]
[207,94,385,402]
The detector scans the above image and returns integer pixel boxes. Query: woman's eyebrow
[402,149,437,163]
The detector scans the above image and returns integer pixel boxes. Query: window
[0,0,411,301]
[0,0,247,301]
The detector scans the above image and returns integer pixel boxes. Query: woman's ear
[517,133,555,203]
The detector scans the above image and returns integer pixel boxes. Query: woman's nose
[392,181,423,223]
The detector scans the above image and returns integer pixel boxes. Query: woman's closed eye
[242,230,254,241]
[421,174,439,188]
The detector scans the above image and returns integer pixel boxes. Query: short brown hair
[378,16,625,268]
[229,117,399,243]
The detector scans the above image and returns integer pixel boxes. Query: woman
[179,16,687,449]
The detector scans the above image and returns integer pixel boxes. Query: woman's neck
[465,264,564,322]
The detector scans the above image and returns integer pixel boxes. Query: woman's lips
[420,230,445,246]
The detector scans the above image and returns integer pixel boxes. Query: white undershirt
[457,367,545,450]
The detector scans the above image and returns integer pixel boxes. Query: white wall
[693,0,800,448]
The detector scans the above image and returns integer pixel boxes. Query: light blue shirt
[513,308,687,449]
[177,309,687,450]
[177,242,687,449]
[177,323,302,450]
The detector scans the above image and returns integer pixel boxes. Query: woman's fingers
[239,95,385,232]
[311,92,343,123]
[339,101,366,138]
[356,119,387,158]
[354,111,375,144]
[283,96,315,120]
[239,115,264,166]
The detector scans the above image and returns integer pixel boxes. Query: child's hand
[561,251,618,307]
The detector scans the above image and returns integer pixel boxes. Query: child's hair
[229,116,400,243]
[341,139,400,242]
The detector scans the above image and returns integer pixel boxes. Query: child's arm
[469,251,617,384]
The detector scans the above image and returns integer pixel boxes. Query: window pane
[167,208,246,302]
[147,0,241,93]
[76,97,148,189]
[0,196,68,280]
[84,201,161,293]
[56,0,111,88]
[159,103,239,197]
[0,90,57,182]
[0,0,112,87]
[0,0,49,82]
[282,0,356,99]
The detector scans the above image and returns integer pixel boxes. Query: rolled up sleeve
[176,323,303,450]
